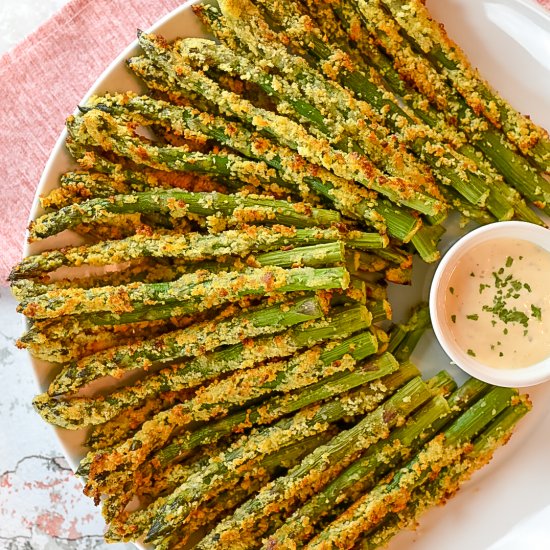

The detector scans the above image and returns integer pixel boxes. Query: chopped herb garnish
[451,315,456,324]
[503,328,508,335]
[505,256,513,267]
[524,283,532,292]
[499,352,504,357]
[519,256,524,260]
[531,305,542,321]
[523,329,528,337]
[479,283,490,294]
[498,267,504,275]
[467,349,476,357]
[470,272,475,277]
[449,287,455,295]
[466,314,479,321]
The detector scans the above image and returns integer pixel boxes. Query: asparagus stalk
[64,136,226,195]
[175,38,440,200]
[136,32,445,216]
[33,304,371,427]
[84,390,183,452]
[266,376,489,547]
[11,225,387,280]
[266,395,449,548]
[83,329,381,503]
[324,0,545,224]
[380,0,550,169]
[30,186,340,241]
[47,294,324,396]
[86,94,421,239]
[216,0,513,217]
[146,376,432,543]
[86,361,395,499]
[190,377,434,549]
[19,265,349,320]
[359,396,531,549]
[351,0,550,214]
[130,56,428,242]
[106,431,334,543]
[69,109,297,191]
[306,386,518,548]
[77,352,404,478]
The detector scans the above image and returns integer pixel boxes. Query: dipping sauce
[444,238,550,369]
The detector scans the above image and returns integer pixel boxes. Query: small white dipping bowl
[430,221,550,387]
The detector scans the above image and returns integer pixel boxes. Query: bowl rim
[429,220,550,387]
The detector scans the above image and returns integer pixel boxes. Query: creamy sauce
[444,238,550,369]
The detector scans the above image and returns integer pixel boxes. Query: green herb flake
[467,349,476,357]
[451,315,456,324]
[466,314,479,321]
[479,283,490,294]
[505,256,513,268]
[499,352,504,357]
[524,283,532,292]
[470,272,475,277]
[531,305,542,321]
[449,287,455,295]
[503,328,508,335]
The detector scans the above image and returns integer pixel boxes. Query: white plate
[25,1,550,548]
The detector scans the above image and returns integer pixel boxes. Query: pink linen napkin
[0,0,181,284]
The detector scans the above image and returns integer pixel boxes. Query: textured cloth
[0,0,181,284]
[0,0,548,284]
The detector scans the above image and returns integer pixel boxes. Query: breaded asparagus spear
[33,304,371,427]
[47,295,324,396]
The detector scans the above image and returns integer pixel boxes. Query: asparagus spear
[145,376,432,543]
[86,95,419,239]
[266,395,449,548]
[64,136,226,195]
[350,0,550,214]
[11,225,387,280]
[188,377,434,549]
[359,396,531,549]
[69,109,297,191]
[175,39,440,200]
[306,386,518,548]
[324,0,545,225]
[19,265,349,320]
[33,304,371,427]
[380,0,550,169]
[47,294,324,396]
[130,56,431,243]
[106,431,334,543]
[83,329,380,502]
[266,376,490,547]
[224,0,521,223]
[136,32,445,217]
[77,352,404,478]
[30,185,340,241]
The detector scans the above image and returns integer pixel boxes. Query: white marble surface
[0,3,132,549]
[0,289,133,549]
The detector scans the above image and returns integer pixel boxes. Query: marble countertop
[0,3,132,548]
